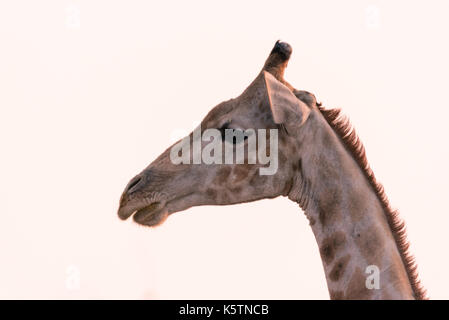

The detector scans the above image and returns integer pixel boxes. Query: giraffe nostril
[125,176,142,194]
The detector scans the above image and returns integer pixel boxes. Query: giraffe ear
[263,71,310,127]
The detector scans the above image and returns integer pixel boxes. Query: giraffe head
[118,41,317,227]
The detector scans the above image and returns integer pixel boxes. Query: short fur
[317,105,427,300]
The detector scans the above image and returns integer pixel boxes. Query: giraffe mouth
[131,202,169,227]
[119,191,197,227]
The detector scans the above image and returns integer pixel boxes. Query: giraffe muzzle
[132,201,168,226]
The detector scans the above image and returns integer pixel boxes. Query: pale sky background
[1,0,448,299]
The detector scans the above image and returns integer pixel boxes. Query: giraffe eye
[218,123,249,144]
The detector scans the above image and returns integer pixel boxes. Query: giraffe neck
[288,110,415,299]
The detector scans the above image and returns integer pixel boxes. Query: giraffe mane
[317,104,427,300]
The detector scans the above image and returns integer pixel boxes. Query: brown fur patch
[249,171,267,187]
[206,188,217,200]
[232,164,251,183]
[348,193,366,222]
[316,153,343,227]
[319,231,347,265]
[345,267,373,299]
[356,227,385,262]
[317,189,342,227]
[219,191,231,203]
[214,166,232,184]
[308,216,316,226]
[329,254,351,282]
[290,144,297,154]
[229,186,242,194]
[291,162,298,172]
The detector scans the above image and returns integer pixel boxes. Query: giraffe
[118,41,426,300]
